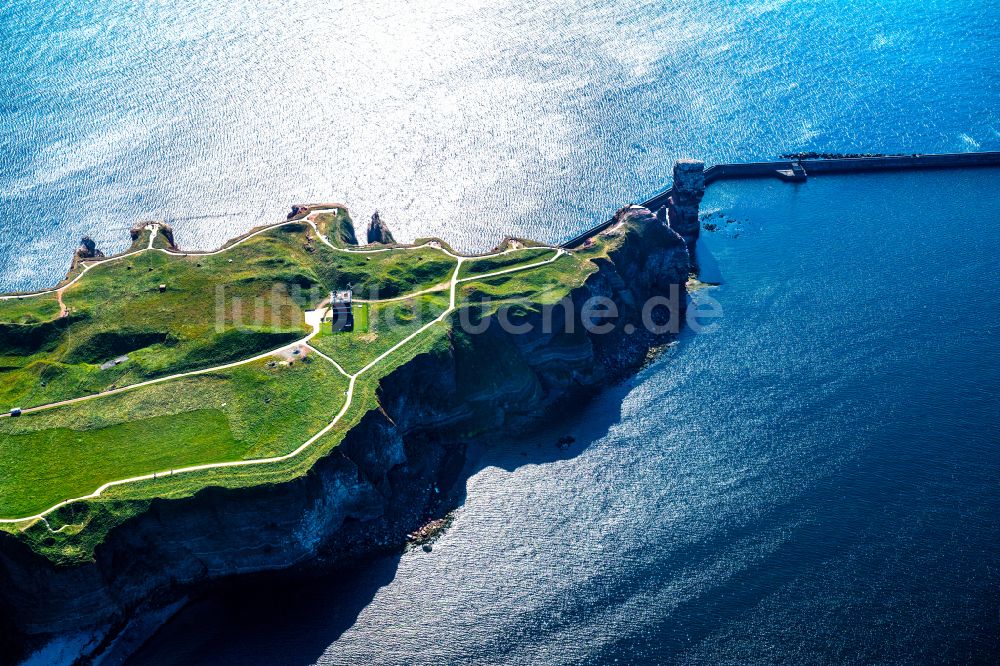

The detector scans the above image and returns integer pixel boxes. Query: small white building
[327,290,354,331]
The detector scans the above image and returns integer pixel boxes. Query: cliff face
[65,236,107,279]
[336,218,359,246]
[158,223,176,249]
[0,207,689,662]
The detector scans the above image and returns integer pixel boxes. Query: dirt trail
[57,288,68,318]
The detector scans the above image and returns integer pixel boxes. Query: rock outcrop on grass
[335,216,359,246]
[157,223,177,249]
[129,222,177,250]
[129,222,148,244]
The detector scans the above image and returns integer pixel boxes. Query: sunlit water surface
[2,0,999,290]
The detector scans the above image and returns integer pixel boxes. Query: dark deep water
[130,169,1000,664]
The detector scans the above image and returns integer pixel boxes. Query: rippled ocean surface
[133,168,1000,664]
[2,0,999,291]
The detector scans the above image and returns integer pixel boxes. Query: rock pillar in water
[367,211,396,245]
[666,159,705,262]
[76,236,105,260]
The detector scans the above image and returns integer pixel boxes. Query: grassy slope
[151,228,175,250]
[0,358,347,517]
[0,232,317,410]
[313,246,455,299]
[309,210,457,297]
[0,357,348,519]
[0,295,61,324]
[1,411,239,519]
[457,248,556,279]
[0,222,456,411]
[0,212,631,565]
[129,229,152,252]
[4,324,451,565]
[311,210,358,247]
[458,253,595,314]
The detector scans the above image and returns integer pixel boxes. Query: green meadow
[311,293,450,375]
[0,357,348,519]
[0,204,624,564]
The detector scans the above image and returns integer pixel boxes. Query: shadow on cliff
[126,375,648,666]
[128,553,400,665]
[127,334,684,665]
[466,370,646,476]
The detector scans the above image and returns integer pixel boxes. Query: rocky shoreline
[0,201,693,665]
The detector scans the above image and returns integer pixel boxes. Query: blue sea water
[4,0,1000,663]
[2,0,999,291]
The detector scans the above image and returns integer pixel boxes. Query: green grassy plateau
[0,357,348,519]
[457,247,556,279]
[0,207,613,564]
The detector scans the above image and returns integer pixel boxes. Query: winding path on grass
[0,208,536,302]
[0,219,566,524]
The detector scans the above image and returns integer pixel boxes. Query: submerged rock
[407,517,450,545]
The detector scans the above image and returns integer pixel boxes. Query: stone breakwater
[0,204,690,664]
[563,151,1000,251]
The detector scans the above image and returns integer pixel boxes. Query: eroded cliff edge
[0,205,690,663]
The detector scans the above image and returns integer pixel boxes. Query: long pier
[562,151,1000,248]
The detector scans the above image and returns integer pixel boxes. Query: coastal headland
[0,186,692,662]
[1,152,996,662]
